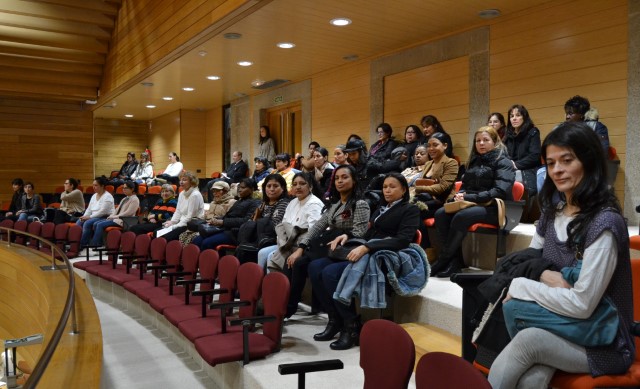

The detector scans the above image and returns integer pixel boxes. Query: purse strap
[495,198,506,229]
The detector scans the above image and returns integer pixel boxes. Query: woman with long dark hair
[286,165,370,318]
[309,172,420,350]
[503,104,542,195]
[489,122,633,388]
[257,125,276,164]
[420,115,454,158]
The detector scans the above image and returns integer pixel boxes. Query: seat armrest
[278,359,344,375]
[230,315,276,327]
[504,200,525,232]
[176,277,213,286]
[147,263,175,271]
[209,300,250,310]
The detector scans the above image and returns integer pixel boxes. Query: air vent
[251,79,289,90]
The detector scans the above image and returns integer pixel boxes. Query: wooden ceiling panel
[0,0,119,102]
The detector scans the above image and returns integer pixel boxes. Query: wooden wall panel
[311,61,370,150]
[180,109,207,177]
[205,106,223,176]
[101,0,248,96]
[93,118,148,177]
[489,0,627,200]
[384,56,470,160]
[0,98,92,204]
[149,111,180,175]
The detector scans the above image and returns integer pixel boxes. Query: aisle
[94,298,215,388]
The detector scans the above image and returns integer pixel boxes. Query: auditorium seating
[415,352,491,389]
[73,229,121,271]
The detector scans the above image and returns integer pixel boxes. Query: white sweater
[83,192,115,218]
[170,187,204,228]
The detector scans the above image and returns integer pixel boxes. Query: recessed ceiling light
[251,79,265,87]
[237,61,253,67]
[330,18,351,26]
[125,114,134,118]
[146,105,156,109]
[182,87,194,91]
[162,96,173,101]
[140,82,154,87]
[198,50,207,57]
[277,42,295,49]
[478,9,501,19]
[207,75,221,80]
[223,32,242,40]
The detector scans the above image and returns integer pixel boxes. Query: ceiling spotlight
[237,61,253,67]
[207,75,221,80]
[182,87,194,91]
[125,114,134,118]
[198,50,207,57]
[162,96,173,101]
[277,42,295,49]
[251,79,265,87]
[478,9,501,19]
[330,18,351,26]
[140,82,154,87]
[146,105,156,109]
[223,32,242,40]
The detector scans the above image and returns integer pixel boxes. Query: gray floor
[95,298,215,388]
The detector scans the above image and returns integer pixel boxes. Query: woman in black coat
[432,126,515,278]
[503,104,541,195]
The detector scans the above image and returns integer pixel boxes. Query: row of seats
[74,230,290,366]
[0,219,82,259]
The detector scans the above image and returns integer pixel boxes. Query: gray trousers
[488,327,590,389]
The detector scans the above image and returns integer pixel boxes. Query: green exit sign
[273,96,283,104]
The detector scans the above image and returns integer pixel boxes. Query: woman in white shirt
[160,171,204,241]
[156,152,184,185]
[78,176,115,247]
[131,152,154,184]
[90,181,140,246]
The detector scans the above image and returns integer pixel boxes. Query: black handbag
[187,218,206,232]
[328,238,367,261]
[198,224,223,238]
[306,228,345,259]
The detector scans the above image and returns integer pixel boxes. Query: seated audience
[311,147,334,195]
[192,178,260,250]
[158,171,204,241]
[15,182,42,222]
[504,104,541,196]
[90,181,140,246]
[488,112,507,140]
[251,156,272,184]
[420,115,454,158]
[286,165,370,318]
[432,126,514,278]
[411,135,458,219]
[78,176,115,247]
[346,134,368,154]
[369,122,399,162]
[403,124,424,166]
[1,178,24,221]
[488,122,632,388]
[130,152,154,185]
[332,145,348,168]
[257,172,324,273]
[50,178,85,224]
[205,150,249,201]
[402,145,429,188]
[257,153,296,193]
[129,184,177,235]
[295,141,321,172]
[308,173,420,350]
[109,152,138,186]
[155,152,184,185]
[179,181,236,245]
[343,139,371,189]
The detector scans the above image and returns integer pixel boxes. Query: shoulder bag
[328,238,367,261]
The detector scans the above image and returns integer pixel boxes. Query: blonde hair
[180,171,199,187]
[467,125,508,165]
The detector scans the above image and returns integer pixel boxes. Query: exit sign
[273,96,283,104]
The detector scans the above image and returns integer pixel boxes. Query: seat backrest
[54,223,69,241]
[133,233,151,258]
[415,352,491,389]
[147,186,162,195]
[631,258,640,361]
[27,221,42,237]
[165,240,183,267]
[105,229,122,261]
[66,225,82,257]
[119,231,136,256]
[181,244,200,280]
[14,220,27,232]
[40,222,55,240]
[261,272,289,344]
[360,319,415,389]
[105,185,115,194]
[236,262,263,318]
[512,181,525,201]
[0,219,13,229]
[198,249,219,292]
[217,255,240,303]
[149,237,167,262]
[455,181,462,192]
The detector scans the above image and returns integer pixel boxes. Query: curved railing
[0,227,78,388]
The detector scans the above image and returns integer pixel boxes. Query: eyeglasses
[64,182,70,184]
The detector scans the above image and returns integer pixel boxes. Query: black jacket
[118,161,138,179]
[224,160,249,183]
[368,139,399,162]
[503,127,541,194]
[364,201,420,252]
[460,149,515,203]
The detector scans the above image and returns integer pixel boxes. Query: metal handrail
[0,226,78,388]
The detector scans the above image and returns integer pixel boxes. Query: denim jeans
[308,257,355,321]
[77,216,106,246]
[257,245,278,272]
[192,232,233,250]
[90,219,119,246]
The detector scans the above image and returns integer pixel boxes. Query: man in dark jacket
[206,151,249,201]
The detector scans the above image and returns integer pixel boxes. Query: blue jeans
[90,219,119,246]
[77,216,106,246]
[257,245,278,272]
[192,232,233,250]
[536,166,547,193]
[308,257,355,321]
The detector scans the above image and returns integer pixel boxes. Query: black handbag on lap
[187,219,206,232]
[327,238,367,261]
[198,224,223,238]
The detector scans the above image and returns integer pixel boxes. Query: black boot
[314,314,343,341]
[429,258,448,275]
[435,256,465,278]
[432,230,467,278]
[330,317,361,350]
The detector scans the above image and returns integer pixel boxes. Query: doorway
[266,102,302,156]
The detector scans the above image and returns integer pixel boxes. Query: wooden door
[267,102,302,156]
